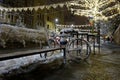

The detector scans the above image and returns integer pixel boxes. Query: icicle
[22,39,26,47]
[0,39,6,48]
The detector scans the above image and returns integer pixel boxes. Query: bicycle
[48,30,91,61]
[66,38,91,60]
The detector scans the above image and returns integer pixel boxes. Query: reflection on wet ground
[1,51,120,80]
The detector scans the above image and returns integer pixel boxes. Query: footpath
[101,42,120,54]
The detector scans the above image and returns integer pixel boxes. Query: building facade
[0,0,89,31]
[0,0,65,31]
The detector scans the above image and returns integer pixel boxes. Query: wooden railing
[0,47,66,64]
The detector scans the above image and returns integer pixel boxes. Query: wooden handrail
[0,47,66,64]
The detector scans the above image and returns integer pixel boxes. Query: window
[47,25,49,29]
[47,16,50,21]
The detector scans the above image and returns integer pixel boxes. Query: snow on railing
[0,24,48,48]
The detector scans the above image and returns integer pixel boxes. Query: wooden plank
[0,47,65,61]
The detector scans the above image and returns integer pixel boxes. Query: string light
[67,0,120,20]
[0,0,119,20]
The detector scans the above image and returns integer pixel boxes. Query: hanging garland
[57,24,91,28]
[0,2,67,12]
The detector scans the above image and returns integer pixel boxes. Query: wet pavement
[0,42,120,80]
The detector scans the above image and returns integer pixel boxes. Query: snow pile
[0,54,41,74]
[0,24,48,48]
[0,52,63,74]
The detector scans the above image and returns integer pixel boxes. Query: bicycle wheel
[66,38,91,60]
[39,39,56,59]
[48,39,56,48]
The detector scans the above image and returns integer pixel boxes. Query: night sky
[0,0,3,2]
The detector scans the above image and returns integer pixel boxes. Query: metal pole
[98,26,100,54]
[63,48,66,64]
[93,35,96,54]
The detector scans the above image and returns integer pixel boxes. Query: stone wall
[113,25,120,45]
